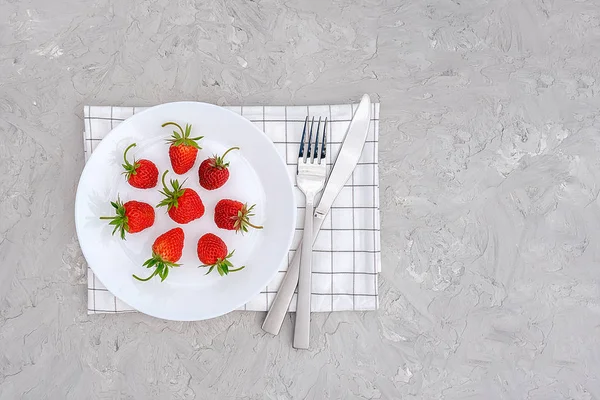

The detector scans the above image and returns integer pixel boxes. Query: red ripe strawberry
[99,197,155,239]
[133,228,184,282]
[214,199,263,233]
[198,147,239,190]
[157,170,205,224]
[163,121,203,174]
[197,233,244,276]
[122,143,159,189]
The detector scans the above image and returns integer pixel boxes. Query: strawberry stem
[161,170,168,189]
[222,146,239,159]
[246,221,263,230]
[213,147,239,169]
[162,121,184,136]
[122,143,140,179]
[123,143,136,166]
[133,269,159,281]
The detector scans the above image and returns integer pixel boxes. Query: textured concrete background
[1,0,600,398]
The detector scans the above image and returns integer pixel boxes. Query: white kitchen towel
[84,102,381,314]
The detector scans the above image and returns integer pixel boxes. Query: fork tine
[298,116,308,158]
[307,117,315,161]
[313,117,321,160]
[320,118,327,161]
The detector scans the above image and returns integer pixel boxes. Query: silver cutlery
[293,116,328,349]
[262,94,372,336]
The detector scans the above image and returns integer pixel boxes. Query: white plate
[75,102,296,321]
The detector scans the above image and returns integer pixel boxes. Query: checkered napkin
[84,102,381,314]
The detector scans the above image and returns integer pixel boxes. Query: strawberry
[133,227,184,282]
[198,147,239,190]
[99,197,155,239]
[157,170,205,224]
[214,199,263,233]
[197,233,244,276]
[163,121,203,174]
[122,143,159,189]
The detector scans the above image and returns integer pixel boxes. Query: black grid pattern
[84,103,381,314]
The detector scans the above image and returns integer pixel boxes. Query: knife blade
[262,94,372,335]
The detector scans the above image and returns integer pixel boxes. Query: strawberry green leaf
[199,251,244,277]
[133,251,180,282]
[163,121,203,149]
[156,170,186,211]
[99,196,129,240]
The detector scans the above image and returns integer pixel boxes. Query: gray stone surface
[1,0,600,398]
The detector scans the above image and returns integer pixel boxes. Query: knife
[262,94,372,335]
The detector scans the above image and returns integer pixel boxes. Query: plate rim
[75,101,296,321]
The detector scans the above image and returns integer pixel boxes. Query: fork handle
[293,201,314,349]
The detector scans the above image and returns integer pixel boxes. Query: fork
[293,116,327,349]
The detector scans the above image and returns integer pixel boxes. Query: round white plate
[75,102,296,321]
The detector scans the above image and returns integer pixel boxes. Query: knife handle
[261,243,301,335]
[262,215,325,335]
